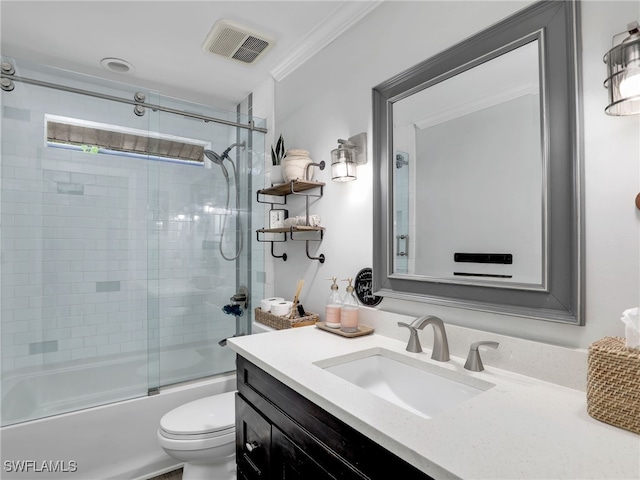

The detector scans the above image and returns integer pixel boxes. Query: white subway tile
[71,347,97,360]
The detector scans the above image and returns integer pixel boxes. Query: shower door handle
[396,234,408,257]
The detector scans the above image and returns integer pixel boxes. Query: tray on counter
[315,322,374,338]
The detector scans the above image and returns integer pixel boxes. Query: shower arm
[221,142,246,159]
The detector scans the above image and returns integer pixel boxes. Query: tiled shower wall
[1,61,265,382]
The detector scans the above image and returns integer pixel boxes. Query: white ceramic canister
[282,149,314,183]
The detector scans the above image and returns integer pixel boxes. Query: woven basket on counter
[587,336,640,435]
[254,307,319,330]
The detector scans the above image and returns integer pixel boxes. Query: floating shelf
[259,180,325,197]
[257,180,325,263]
[257,226,325,234]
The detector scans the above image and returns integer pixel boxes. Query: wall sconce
[604,21,640,116]
[331,132,367,182]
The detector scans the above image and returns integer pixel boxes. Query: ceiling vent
[202,20,274,65]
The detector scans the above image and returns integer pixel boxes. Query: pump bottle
[340,278,359,333]
[324,277,342,328]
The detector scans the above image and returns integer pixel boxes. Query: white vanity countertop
[228,326,640,480]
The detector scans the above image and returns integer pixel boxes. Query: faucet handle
[470,341,499,350]
[397,322,422,353]
[464,341,499,372]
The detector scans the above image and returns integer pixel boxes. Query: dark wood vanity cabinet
[235,355,433,480]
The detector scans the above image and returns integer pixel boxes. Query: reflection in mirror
[372,0,583,325]
[394,150,410,274]
[392,41,544,288]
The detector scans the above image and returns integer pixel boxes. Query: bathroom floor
[150,468,182,480]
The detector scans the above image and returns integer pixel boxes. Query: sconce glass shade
[604,24,640,116]
[331,146,357,181]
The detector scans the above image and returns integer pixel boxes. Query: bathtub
[1,349,236,480]
[2,344,236,426]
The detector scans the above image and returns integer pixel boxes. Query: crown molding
[414,83,539,130]
[270,1,382,82]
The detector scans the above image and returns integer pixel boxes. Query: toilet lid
[160,391,236,436]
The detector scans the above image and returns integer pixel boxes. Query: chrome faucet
[397,315,450,362]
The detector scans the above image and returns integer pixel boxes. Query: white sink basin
[320,350,492,419]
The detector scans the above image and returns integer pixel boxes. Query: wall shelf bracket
[271,243,287,262]
[306,241,325,263]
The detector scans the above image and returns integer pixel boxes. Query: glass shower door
[0,57,266,426]
[148,96,264,389]
[0,58,155,425]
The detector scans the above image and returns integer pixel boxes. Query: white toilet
[158,325,273,479]
[158,391,236,480]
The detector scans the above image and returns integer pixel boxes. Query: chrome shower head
[203,141,246,262]
[204,142,245,182]
[204,149,229,181]
[204,149,224,165]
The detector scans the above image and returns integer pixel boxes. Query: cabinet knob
[245,441,260,453]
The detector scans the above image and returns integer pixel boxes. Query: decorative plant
[270,134,285,166]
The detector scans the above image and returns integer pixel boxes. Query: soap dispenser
[340,278,359,333]
[325,277,342,329]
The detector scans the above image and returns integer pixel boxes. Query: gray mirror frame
[372,0,584,325]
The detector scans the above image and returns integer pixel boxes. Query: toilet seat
[160,426,234,441]
[159,391,236,440]
[157,428,236,451]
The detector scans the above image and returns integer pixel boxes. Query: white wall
[273,1,640,348]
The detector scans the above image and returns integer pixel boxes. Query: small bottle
[340,278,359,333]
[325,277,342,328]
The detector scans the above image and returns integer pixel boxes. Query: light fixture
[604,21,640,116]
[330,132,367,182]
[100,57,136,75]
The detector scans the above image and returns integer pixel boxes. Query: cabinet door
[237,356,433,480]
[272,426,337,480]
[236,394,270,479]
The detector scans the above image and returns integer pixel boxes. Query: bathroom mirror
[393,40,543,287]
[372,0,584,324]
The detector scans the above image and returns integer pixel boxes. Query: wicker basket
[254,307,319,330]
[587,337,640,435]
